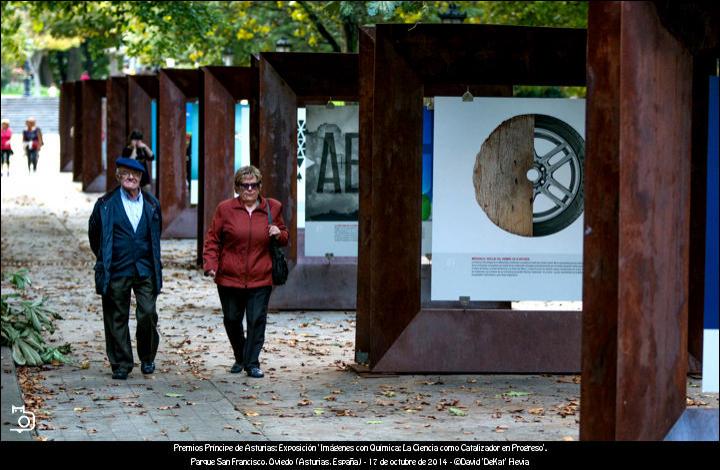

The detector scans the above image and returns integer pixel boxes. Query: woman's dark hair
[128,129,143,141]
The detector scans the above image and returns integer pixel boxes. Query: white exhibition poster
[303,105,360,256]
[431,97,586,301]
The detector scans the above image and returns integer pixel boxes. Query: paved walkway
[1,135,717,441]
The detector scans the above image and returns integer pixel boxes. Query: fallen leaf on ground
[497,391,531,398]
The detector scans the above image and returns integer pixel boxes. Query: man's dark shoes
[141,362,155,374]
[230,362,244,374]
[112,369,128,380]
[247,367,264,378]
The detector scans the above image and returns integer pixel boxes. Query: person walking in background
[203,165,288,378]
[88,157,164,380]
[22,117,43,173]
[1,119,12,177]
[122,129,154,189]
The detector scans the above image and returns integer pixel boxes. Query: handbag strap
[266,199,277,248]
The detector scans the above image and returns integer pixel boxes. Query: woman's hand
[268,225,281,237]
[205,269,216,278]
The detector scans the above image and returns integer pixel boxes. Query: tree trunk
[30,51,44,96]
[40,54,53,86]
[81,42,94,77]
[67,47,82,81]
[56,50,68,83]
[342,18,359,53]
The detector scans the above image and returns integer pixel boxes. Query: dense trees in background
[1,1,587,91]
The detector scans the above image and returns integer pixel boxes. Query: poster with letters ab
[431,97,585,301]
[303,105,360,257]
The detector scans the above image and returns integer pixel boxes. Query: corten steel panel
[360,24,569,372]
[197,67,258,267]
[581,1,622,441]
[687,55,716,373]
[253,53,358,310]
[72,81,83,182]
[374,309,581,372]
[424,84,513,97]
[59,82,73,172]
[379,23,586,87]
[356,28,376,361]
[128,75,157,195]
[106,77,128,192]
[257,56,298,261]
[262,53,358,101]
[615,1,692,441]
[81,80,107,192]
[367,31,424,368]
[652,1,720,55]
[158,69,201,238]
[268,229,357,310]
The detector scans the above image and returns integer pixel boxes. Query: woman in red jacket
[203,165,289,378]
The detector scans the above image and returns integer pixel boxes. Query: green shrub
[1,269,71,366]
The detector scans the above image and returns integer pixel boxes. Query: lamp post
[439,3,467,24]
[275,37,291,53]
[222,48,233,66]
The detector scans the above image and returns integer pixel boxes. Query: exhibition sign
[303,105,435,257]
[303,104,360,256]
[431,97,586,301]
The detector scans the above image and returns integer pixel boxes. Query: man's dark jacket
[88,187,163,295]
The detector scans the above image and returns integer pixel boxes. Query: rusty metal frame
[158,69,202,238]
[72,81,83,182]
[358,24,587,373]
[581,1,717,441]
[127,75,159,195]
[197,66,259,266]
[105,77,128,192]
[80,79,107,192]
[59,82,74,173]
[255,52,360,310]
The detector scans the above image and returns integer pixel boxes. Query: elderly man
[88,157,163,380]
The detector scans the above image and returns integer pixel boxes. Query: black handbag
[267,201,288,285]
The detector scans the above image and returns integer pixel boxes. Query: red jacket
[203,196,289,288]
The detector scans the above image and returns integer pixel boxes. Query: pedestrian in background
[22,117,43,173]
[122,129,154,189]
[203,165,288,378]
[88,157,163,380]
[1,118,12,177]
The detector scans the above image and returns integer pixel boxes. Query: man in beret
[88,157,163,380]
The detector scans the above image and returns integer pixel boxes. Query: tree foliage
[2,1,588,75]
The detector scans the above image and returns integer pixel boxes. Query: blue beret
[115,157,146,174]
